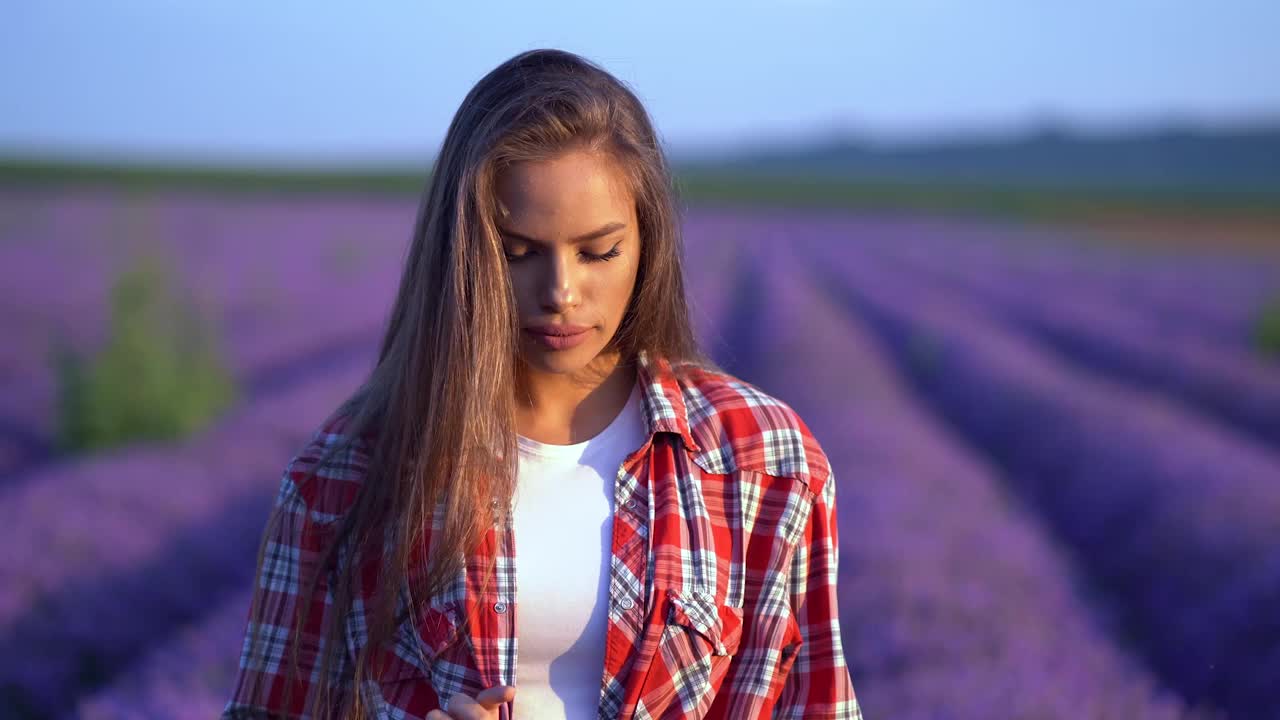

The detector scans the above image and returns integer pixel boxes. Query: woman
[223,48,863,720]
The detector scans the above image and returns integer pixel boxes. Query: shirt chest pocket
[639,587,745,716]
[663,588,744,657]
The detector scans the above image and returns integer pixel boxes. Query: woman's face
[495,148,641,377]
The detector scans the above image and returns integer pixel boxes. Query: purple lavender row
[0,187,411,477]
[719,236,1208,719]
[73,587,255,720]
[0,356,373,716]
[867,232,1280,448]
[857,215,1280,352]
[688,206,1275,354]
[811,242,1280,717]
[1035,236,1280,353]
[0,311,385,484]
[0,187,410,381]
[0,294,386,481]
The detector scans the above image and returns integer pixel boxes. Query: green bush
[51,252,240,453]
[1256,295,1280,360]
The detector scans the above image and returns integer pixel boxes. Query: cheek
[606,258,641,316]
[565,268,631,324]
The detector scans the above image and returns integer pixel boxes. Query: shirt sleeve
[772,465,865,720]
[221,453,353,718]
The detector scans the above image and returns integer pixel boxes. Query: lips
[524,324,592,351]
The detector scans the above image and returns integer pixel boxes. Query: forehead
[495,150,634,229]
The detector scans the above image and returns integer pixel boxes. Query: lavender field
[2,186,1278,720]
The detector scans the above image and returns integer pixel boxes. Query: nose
[539,249,579,313]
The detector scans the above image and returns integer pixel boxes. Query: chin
[522,343,599,374]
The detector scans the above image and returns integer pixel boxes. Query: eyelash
[504,245,622,264]
[584,246,622,263]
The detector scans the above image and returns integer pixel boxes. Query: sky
[3,1,1277,166]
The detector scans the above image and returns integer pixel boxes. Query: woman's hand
[425,684,516,720]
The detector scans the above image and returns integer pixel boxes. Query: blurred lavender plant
[75,588,254,720]
[868,237,1280,447]
[49,251,239,453]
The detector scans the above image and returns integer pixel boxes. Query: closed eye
[582,246,622,263]
[504,244,622,264]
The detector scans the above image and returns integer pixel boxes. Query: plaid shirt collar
[633,347,704,456]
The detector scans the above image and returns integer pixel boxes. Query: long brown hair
[239,47,714,717]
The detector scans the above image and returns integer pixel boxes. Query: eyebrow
[497,221,627,246]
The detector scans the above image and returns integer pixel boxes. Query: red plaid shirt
[223,348,863,719]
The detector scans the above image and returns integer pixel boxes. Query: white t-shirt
[511,380,646,720]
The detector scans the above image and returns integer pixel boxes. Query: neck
[514,351,638,444]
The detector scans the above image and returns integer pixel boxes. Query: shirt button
[637,525,648,537]
[620,597,635,610]
[624,499,637,510]
[493,601,507,614]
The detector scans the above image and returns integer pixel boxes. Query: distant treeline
[689,124,1280,195]
[2,124,1278,220]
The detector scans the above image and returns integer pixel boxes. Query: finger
[474,684,517,709]
[424,711,452,720]
[443,692,484,720]
[442,685,515,720]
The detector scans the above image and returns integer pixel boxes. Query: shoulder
[672,361,832,497]
[277,409,374,524]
